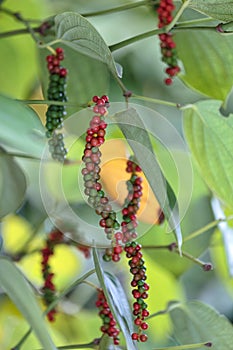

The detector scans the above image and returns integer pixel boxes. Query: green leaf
[175,30,233,100]
[93,247,138,350]
[0,148,27,218]
[0,257,57,350]
[183,100,233,209]
[0,95,45,157]
[113,107,182,251]
[54,12,119,78]
[189,0,233,22]
[169,300,233,348]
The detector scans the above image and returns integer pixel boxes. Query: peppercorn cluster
[82,95,120,243]
[41,229,63,322]
[48,132,67,162]
[103,158,143,263]
[157,0,180,85]
[125,242,149,342]
[45,47,68,161]
[96,290,120,345]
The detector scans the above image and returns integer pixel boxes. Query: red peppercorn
[157,1,181,84]
[96,290,120,344]
[140,334,148,342]
[132,333,139,341]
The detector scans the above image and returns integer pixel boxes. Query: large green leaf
[54,12,119,78]
[0,148,27,218]
[0,257,57,350]
[189,0,233,22]
[113,107,183,251]
[175,30,233,100]
[169,301,233,348]
[183,100,233,209]
[0,95,45,157]
[93,247,138,350]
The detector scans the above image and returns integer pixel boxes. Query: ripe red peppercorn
[157,1,181,84]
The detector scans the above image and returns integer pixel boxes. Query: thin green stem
[174,26,217,32]
[153,342,212,350]
[143,244,212,269]
[166,0,191,32]
[18,99,87,108]
[0,6,40,43]
[35,341,95,350]
[131,94,180,108]
[147,307,169,319]
[109,25,215,52]
[82,0,153,17]
[11,327,32,349]
[38,38,61,48]
[0,26,40,39]
[113,74,129,94]
[82,280,100,291]
[175,17,216,28]
[183,219,224,243]
[0,7,41,23]
[109,27,162,51]
[176,249,207,268]
[109,15,218,52]
[44,269,96,315]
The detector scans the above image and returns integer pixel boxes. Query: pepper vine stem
[153,342,212,350]
[11,328,32,349]
[18,99,87,108]
[183,218,225,243]
[0,26,41,39]
[0,6,40,43]
[82,0,156,17]
[165,0,191,33]
[131,93,180,108]
[0,6,41,23]
[35,341,96,349]
[142,244,212,269]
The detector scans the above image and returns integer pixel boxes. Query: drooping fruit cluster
[41,228,91,321]
[48,132,67,162]
[103,158,143,262]
[41,228,63,322]
[82,95,120,242]
[45,47,68,161]
[125,241,149,342]
[96,290,120,345]
[121,159,143,243]
[157,0,180,85]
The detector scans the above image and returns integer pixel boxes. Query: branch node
[203,263,213,272]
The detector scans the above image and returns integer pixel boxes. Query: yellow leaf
[2,214,33,254]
